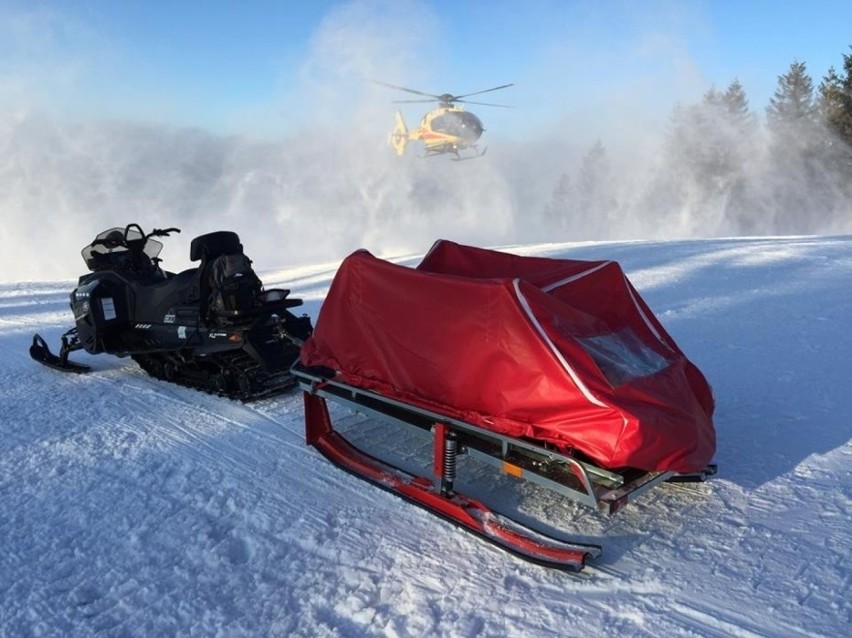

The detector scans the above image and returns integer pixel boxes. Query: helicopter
[371,80,513,160]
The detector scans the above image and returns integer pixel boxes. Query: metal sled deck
[294,365,714,571]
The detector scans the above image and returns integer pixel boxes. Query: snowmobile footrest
[304,391,602,572]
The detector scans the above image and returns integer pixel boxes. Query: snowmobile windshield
[81,227,164,271]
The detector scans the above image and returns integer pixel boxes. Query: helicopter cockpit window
[430,113,462,136]
[430,111,483,141]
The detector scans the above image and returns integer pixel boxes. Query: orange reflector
[228,333,242,343]
[502,461,523,478]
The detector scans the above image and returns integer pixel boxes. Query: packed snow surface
[1,236,850,637]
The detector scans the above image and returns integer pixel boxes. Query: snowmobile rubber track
[133,348,298,402]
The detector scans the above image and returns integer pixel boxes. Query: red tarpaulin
[300,240,715,473]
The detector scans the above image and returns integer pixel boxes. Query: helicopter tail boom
[389,110,409,156]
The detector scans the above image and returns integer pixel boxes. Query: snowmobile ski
[29,332,90,373]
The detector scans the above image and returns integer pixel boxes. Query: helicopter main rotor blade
[391,99,440,104]
[453,83,515,100]
[368,79,442,100]
[456,99,514,108]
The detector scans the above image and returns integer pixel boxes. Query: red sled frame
[294,365,715,572]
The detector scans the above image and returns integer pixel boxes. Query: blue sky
[2,0,851,140]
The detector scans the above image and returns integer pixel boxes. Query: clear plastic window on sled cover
[577,328,669,387]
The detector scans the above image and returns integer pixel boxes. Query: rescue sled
[296,240,717,571]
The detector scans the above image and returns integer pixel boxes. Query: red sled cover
[300,240,715,473]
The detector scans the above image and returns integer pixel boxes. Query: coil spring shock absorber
[441,430,459,496]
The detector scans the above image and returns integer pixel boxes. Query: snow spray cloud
[0,101,518,283]
[235,0,518,270]
[500,5,852,243]
[0,1,519,282]
[553,84,852,242]
[1,1,850,283]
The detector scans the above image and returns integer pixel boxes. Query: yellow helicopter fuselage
[389,105,485,157]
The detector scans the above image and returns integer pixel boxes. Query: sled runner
[297,240,717,571]
[295,365,715,571]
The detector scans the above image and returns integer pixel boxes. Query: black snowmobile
[30,224,313,400]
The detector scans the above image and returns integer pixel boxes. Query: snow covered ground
[1,235,850,637]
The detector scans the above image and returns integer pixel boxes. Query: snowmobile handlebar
[122,224,180,243]
[84,224,180,273]
[149,227,181,237]
[89,226,181,250]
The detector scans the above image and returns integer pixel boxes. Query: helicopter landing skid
[452,146,487,161]
[420,146,487,161]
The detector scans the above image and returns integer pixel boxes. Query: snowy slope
[1,236,850,637]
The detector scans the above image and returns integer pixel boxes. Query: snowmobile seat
[190,231,243,262]
[188,231,265,325]
[132,267,203,321]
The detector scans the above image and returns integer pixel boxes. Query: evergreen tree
[576,140,615,236]
[722,79,754,124]
[667,80,757,187]
[766,61,818,129]
[659,79,762,233]
[702,86,722,107]
[819,47,852,144]
[543,172,572,229]
[764,61,825,232]
[817,46,852,204]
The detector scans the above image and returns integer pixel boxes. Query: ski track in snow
[0,236,850,637]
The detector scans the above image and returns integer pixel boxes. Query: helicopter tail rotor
[389,110,409,156]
